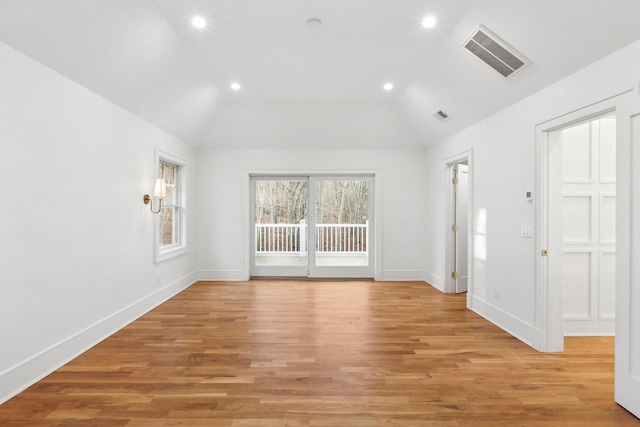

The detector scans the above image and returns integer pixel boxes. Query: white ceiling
[2,0,640,149]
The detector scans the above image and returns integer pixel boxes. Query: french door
[250,175,374,278]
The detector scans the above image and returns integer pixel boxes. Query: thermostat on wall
[525,190,533,201]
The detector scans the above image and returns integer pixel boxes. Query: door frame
[535,96,623,352]
[246,170,381,279]
[443,149,473,299]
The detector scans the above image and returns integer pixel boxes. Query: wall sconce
[143,179,166,214]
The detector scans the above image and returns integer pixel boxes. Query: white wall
[205,103,424,150]
[196,148,429,281]
[0,42,198,403]
[421,38,640,347]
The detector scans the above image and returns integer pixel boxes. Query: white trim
[155,149,188,263]
[377,269,428,281]
[424,270,444,291]
[196,269,430,283]
[198,270,250,281]
[470,295,541,349]
[0,272,197,405]
[373,171,383,281]
[565,332,614,337]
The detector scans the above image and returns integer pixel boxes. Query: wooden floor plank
[0,280,638,426]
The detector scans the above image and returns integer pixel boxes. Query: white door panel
[562,194,593,243]
[598,250,616,320]
[552,114,616,336]
[561,250,592,319]
[455,164,469,293]
[616,99,640,418]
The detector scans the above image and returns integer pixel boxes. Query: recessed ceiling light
[191,16,206,29]
[230,82,241,91]
[383,83,394,91]
[306,18,322,28]
[422,16,437,28]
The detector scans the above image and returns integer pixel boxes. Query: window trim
[155,150,187,263]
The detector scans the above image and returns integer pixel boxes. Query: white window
[156,151,187,262]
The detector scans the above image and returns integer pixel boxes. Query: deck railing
[255,220,368,256]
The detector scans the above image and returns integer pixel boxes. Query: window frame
[155,150,187,263]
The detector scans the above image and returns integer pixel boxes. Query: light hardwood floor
[0,280,638,426]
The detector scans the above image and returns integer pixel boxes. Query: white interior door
[549,115,616,336]
[615,92,640,418]
[445,160,470,294]
[455,164,469,293]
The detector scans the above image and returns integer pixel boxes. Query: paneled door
[549,114,616,336]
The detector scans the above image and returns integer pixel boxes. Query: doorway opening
[537,104,618,353]
[250,175,374,278]
[535,89,639,417]
[444,151,472,295]
[547,113,616,339]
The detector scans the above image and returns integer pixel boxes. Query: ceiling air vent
[463,25,528,78]
[433,110,449,122]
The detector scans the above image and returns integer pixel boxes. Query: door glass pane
[254,180,308,267]
[315,179,369,267]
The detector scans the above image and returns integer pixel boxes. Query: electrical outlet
[494,288,499,300]
[521,225,533,238]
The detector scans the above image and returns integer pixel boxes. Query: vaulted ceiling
[2,0,640,149]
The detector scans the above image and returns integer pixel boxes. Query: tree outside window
[159,161,179,248]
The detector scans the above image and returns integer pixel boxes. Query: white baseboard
[564,332,615,337]
[424,270,444,292]
[197,270,434,282]
[0,272,197,405]
[469,295,541,350]
[377,270,428,281]
[197,270,249,281]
